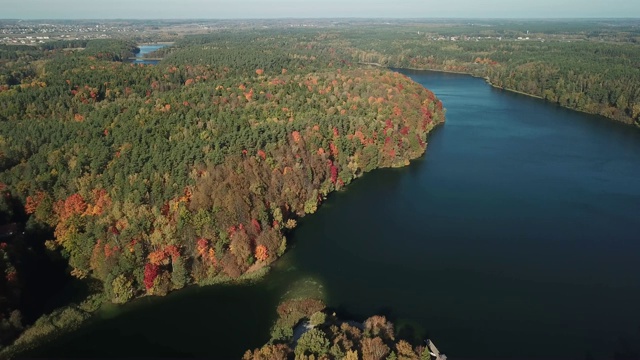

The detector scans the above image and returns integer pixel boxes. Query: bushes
[246,298,430,360]
[295,328,331,358]
[310,311,327,326]
[12,306,89,347]
[270,298,325,342]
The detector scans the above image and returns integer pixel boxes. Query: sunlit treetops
[0,34,444,308]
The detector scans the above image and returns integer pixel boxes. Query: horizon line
[2,16,640,21]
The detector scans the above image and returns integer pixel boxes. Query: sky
[2,0,639,19]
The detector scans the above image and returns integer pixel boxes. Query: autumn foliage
[246,299,429,360]
[54,193,87,220]
[255,245,268,262]
[4,33,444,306]
[24,192,46,214]
[144,263,159,290]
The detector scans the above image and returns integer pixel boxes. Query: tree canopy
[0,30,445,350]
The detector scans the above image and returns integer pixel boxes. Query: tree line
[0,32,444,350]
[336,26,640,125]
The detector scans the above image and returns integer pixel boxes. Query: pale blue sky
[3,0,639,19]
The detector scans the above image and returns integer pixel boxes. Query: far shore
[138,41,174,46]
[369,63,546,100]
[360,62,635,126]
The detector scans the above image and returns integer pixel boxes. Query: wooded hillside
[0,33,444,349]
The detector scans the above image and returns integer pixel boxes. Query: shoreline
[0,265,272,359]
[361,63,636,127]
[1,75,445,357]
[485,81,543,99]
[368,62,545,98]
[138,41,174,46]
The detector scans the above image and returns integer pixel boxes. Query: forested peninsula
[2,20,639,354]
[0,33,444,350]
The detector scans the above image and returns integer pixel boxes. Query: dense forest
[153,25,640,125]
[0,33,444,350]
[243,298,434,360]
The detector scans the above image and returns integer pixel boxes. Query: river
[28,70,640,359]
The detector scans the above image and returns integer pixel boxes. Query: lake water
[29,70,640,359]
[131,44,166,65]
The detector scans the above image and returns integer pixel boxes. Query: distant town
[2,19,638,46]
[0,21,140,44]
